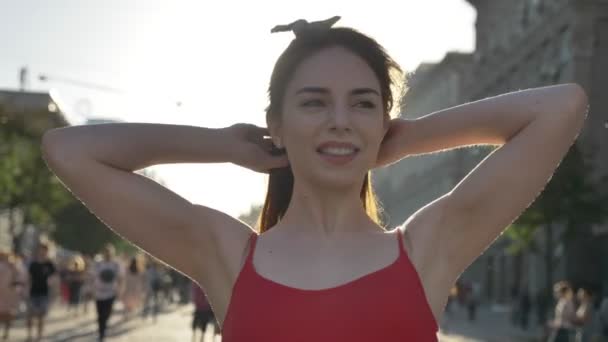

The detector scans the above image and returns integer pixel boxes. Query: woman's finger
[260,137,275,150]
[255,148,289,172]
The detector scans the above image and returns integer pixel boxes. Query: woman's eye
[301,99,324,107]
[355,101,376,109]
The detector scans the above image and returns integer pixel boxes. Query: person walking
[121,255,146,319]
[547,281,576,342]
[26,242,57,342]
[191,282,219,342]
[92,245,123,341]
[573,287,596,342]
[65,254,86,317]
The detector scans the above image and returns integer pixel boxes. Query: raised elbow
[563,83,589,117]
[41,128,64,160]
[41,128,76,169]
[41,129,58,159]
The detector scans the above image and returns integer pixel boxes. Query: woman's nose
[328,105,352,131]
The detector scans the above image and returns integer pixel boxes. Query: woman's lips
[315,141,360,166]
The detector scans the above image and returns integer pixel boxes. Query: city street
[9,301,218,342]
[7,301,540,341]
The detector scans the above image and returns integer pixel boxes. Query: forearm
[397,83,587,156]
[42,123,232,171]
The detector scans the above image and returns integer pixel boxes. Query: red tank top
[221,228,438,341]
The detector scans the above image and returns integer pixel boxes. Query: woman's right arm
[41,123,286,283]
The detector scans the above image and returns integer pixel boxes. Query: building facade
[375,0,608,302]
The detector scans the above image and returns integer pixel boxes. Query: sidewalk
[438,303,543,342]
[9,300,219,342]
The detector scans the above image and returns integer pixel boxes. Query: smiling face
[270,46,388,190]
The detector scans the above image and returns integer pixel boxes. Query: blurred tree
[0,107,72,251]
[1,105,169,254]
[507,144,608,294]
[51,200,120,255]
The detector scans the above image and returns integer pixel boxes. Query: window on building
[521,1,530,28]
[533,0,545,14]
[560,27,572,66]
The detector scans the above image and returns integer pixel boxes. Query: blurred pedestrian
[122,254,146,319]
[93,244,123,341]
[446,285,457,315]
[26,242,57,342]
[547,281,576,342]
[159,265,174,305]
[465,281,480,321]
[143,260,162,322]
[57,258,70,308]
[12,253,28,315]
[80,254,95,314]
[599,295,608,341]
[65,254,86,317]
[0,250,19,341]
[191,282,218,342]
[519,289,532,330]
[572,287,595,342]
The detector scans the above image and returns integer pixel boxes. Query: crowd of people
[542,281,608,342]
[4,240,608,342]
[442,279,608,342]
[0,240,217,342]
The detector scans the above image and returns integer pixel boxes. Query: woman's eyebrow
[294,87,380,96]
[351,88,380,96]
[295,87,328,95]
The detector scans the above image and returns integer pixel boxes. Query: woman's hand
[226,123,290,173]
[375,118,408,168]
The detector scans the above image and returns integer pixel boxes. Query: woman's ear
[267,116,283,148]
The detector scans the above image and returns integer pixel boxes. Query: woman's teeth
[318,147,357,155]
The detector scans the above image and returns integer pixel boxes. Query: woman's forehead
[287,46,381,94]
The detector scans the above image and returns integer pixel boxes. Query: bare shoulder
[399,196,455,319]
[188,204,256,283]
[186,205,257,324]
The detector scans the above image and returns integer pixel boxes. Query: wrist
[216,126,241,165]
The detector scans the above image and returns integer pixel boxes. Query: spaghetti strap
[246,233,258,262]
[395,228,406,256]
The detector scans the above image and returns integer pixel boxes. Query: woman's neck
[276,182,379,238]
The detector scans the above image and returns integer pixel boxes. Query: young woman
[548,281,577,342]
[121,255,146,318]
[40,17,588,341]
[64,254,86,317]
[573,287,597,342]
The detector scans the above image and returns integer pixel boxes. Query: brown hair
[258,26,404,233]
[128,254,146,274]
[554,280,573,297]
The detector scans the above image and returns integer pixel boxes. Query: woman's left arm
[390,83,588,280]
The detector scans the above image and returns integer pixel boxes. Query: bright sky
[0,0,475,217]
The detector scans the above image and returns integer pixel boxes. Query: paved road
[8,302,524,341]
